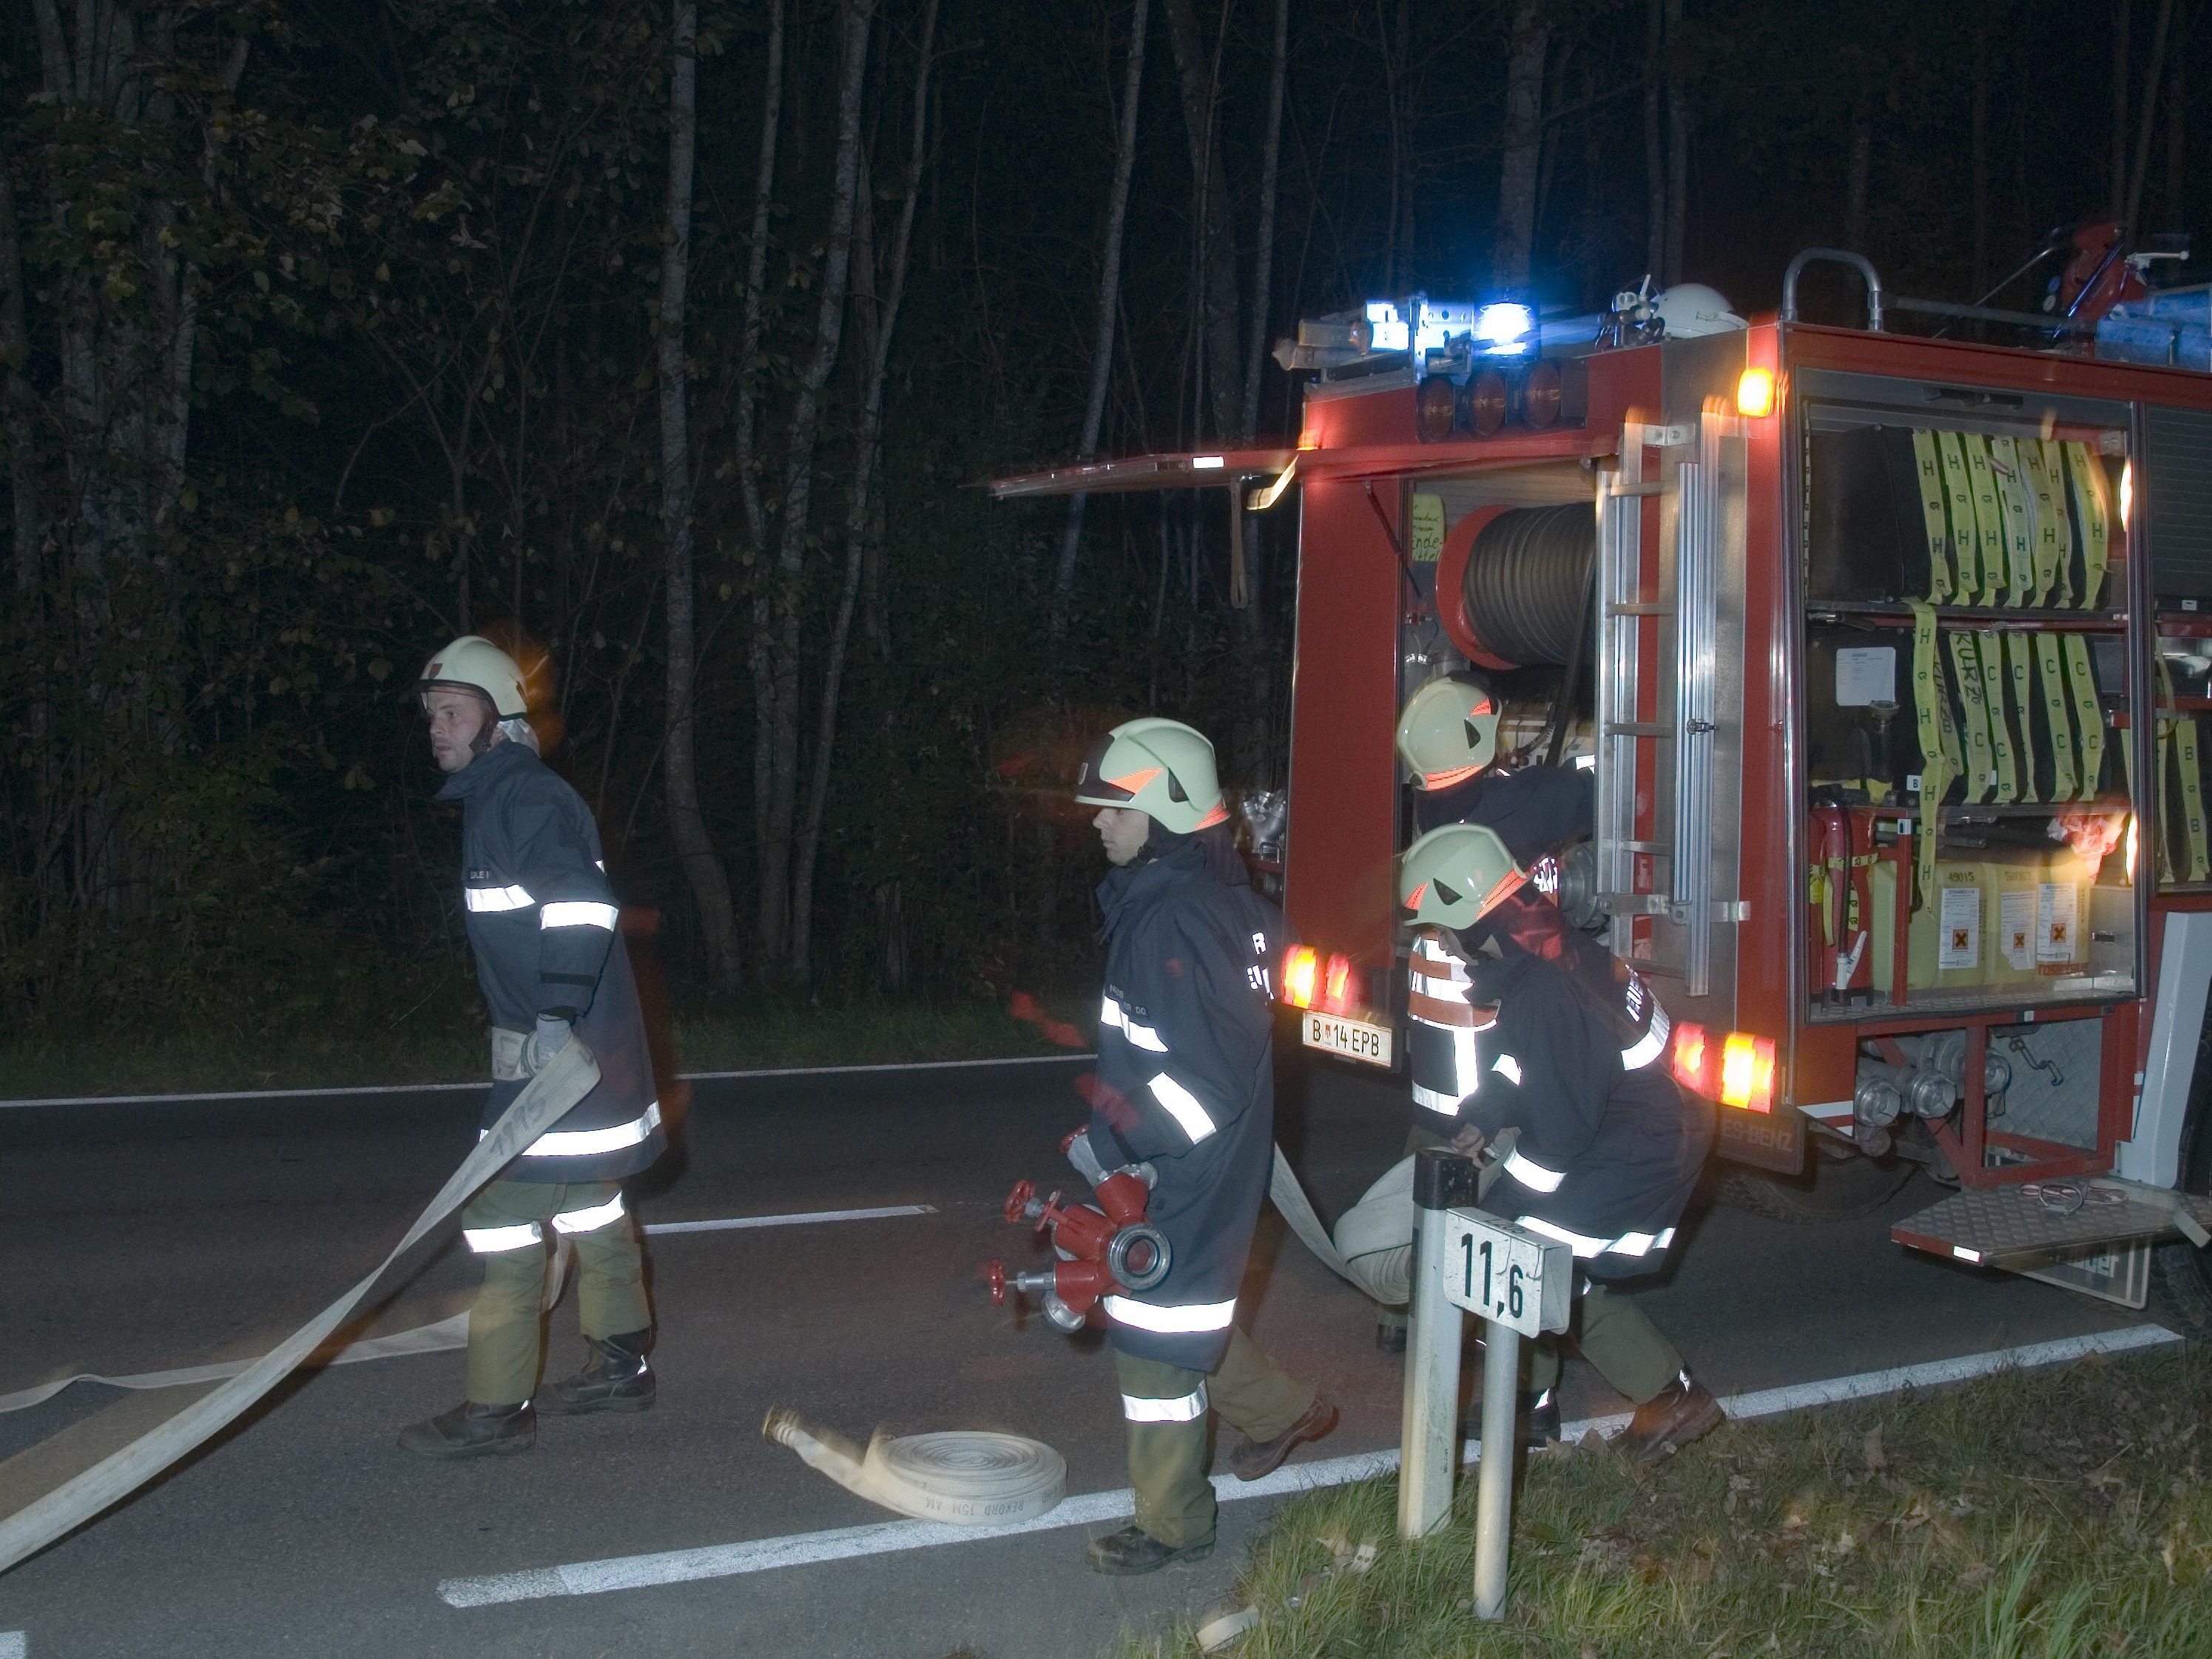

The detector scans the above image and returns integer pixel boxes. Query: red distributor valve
[1093,1169,1151,1229]
[1003,1179,1043,1226]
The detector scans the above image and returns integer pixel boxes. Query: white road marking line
[1,1052,1092,1110]
[0,1632,24,1658]
[644,1205,935,1236]
[436,1323,2180,1609]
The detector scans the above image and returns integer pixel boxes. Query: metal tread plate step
[1892,1182,2212,1268]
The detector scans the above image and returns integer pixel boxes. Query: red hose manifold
[985,1164,1173,1327]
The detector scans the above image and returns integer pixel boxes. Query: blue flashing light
[1473,301,1537,355]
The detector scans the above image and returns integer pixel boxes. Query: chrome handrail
[1781,248,1885,331]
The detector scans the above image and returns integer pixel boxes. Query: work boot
[539,1329,656,1416]
[1084,1524,1213,1575]
[1228,1396,1339,1481]
[1611,1371,1723,1465]
[1523,1387,1562,1451]
[397,1400,536,1460]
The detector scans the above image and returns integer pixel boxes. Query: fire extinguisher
[986,1129,1173,1332]
[1809,791,1872,1004]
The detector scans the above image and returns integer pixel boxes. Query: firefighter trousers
[461,1177,652,1406]
[1113,1329,1315,1549]
[1522,1280,1683,1406]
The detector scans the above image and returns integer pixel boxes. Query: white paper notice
[1835,646,1898,708]
[2000,888,2035,970]
[1938,882,1981,970]
[2037,882,2080,965]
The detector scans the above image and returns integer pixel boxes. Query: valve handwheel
[985,1260,1008,1306]
[1002,1180,1035,1226]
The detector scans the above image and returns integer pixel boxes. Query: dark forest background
[3,0,2205,1043]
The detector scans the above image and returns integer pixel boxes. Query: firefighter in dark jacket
[1399,822,1723,1463]
[1397,672,1593,862]
[400,635,667,1460]
[1073,717,1337,1574]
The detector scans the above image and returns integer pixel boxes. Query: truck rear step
[1892,1180,2212,1272]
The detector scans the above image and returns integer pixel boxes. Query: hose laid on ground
[0,1037,602,1577]
[763,1409,1066,1525]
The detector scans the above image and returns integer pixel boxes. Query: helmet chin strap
[469,694,500,757]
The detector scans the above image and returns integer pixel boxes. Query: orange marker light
[1670,1021,1709,1094]
[1322,953,1355,1013]
[1719,1032,1778,1112]
[1736,366,1776,419]
[1281,945,1319,1009]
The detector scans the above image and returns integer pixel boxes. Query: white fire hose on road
[762,1410,1067,1526]
[0,1036,602,1577]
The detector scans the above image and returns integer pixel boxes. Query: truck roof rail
[1781,249,1884,331]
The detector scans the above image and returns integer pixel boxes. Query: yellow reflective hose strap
[1910,429,1956,601]
[2020,439,2063,605]
[2066,441,2112,609]
[1975,631,2020,802]
[2157,655,2209,882]
[1936,431,1983,601]
[2038,439,2076,607]
[1948,631,1997,803]
[1964,436,2009,608]
[2034,632,2079,803]
[2001,632,2038,800]
[2061,633,2106,800]
[1909,601,1954,898]
[1988,436,2037,605]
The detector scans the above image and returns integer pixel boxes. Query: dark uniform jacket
[439,740,666,1184]
[1090,837,1282,1371]
[1406,902,1710,1281]
[1415,764,1594,865]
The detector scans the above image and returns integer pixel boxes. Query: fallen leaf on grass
[1724,1473,1752,1516]
[1862,1427,1887,1471]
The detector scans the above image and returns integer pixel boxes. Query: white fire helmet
[1653,283,1746,339]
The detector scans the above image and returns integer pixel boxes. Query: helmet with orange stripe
[1397,822,1527,930]
[1395,673,1500,791]
[1073,717,1230,836]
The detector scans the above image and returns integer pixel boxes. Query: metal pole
[1472,1317,1520,1619]
[1398,1148,1477,1539]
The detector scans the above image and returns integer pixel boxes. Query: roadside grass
[1118,1346,2212,1659]
[0,999,1082,1098]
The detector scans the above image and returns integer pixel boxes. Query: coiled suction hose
[1460,504,1596,666]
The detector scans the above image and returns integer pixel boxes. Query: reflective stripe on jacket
[438,740,666,1183]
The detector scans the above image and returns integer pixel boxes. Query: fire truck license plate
[1302,1011,1393,1067]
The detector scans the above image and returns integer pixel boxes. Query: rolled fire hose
[762,1408,1066,1525]
[0,1035,602,1577]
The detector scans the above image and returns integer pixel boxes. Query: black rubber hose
[1460,504,1596,666]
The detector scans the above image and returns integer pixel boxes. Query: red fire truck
[994,243,2212,1333]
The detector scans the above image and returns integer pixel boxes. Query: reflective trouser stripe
[550,1192,627,1234]
[541,901,618,930]
[1102,1294,1236,1333]
[1148,1074,1216,1143]
[1503,1149,1565,1192]
[1122,1384,1208,1422]
[464,1222,543,1254]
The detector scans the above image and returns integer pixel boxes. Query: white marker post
[1441,1203,1572,1620]
[1398,1147,1478,1539]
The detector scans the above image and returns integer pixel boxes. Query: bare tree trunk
[1,166,39,595]
[1972,24,1989,297]
[1492,0,1549,289]
[657,0,740,987]
[1243,0,1288,436]
[2168,10,2188,223]
[1844,98,1872,251]
[1048,0,1150,648]
[1663,0,1687,283]
[1159,0,1242,439]
[732,0,786,555]
[790,0,937,984]
[2114,0,2133,221]
[1643,0,1665,280]
[2127,0,2176,234]
[754,0,875,973]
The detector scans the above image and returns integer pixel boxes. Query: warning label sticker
[2000,888,2034,971]
[1938,882,1981,970]
[2037,882,2080,967]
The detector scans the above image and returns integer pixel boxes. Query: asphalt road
[0,1050,2153,1659]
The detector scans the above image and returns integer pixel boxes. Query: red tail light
[1281,945,1320,1009]
[1670,1021,1712,1095]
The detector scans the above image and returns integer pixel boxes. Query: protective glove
[525,1015,573,1074]
[1449,1123,1488,1160]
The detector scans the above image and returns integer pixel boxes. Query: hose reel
[1437,503,1596,669]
